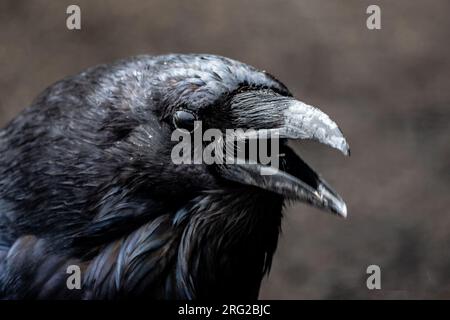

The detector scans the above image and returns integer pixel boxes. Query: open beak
[218,91,350,217]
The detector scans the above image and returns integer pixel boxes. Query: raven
[0,54,349,299]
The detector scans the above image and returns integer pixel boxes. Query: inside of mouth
[279,142,320,190]
[229,138,321,191]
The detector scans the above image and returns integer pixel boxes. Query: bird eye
[173,110,197,131]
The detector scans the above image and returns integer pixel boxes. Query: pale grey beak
[277,99,350,156]
[218,91,350,217]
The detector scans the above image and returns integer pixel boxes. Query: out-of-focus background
[1,0,449,299]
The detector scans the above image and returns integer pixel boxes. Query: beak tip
[344,140,351,156]
[339,145,350,157]
[317,183,348,218]
[338,202,348,218]
[344,146,351,157]
[337,137,350,157]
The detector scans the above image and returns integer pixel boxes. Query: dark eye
[173,110,197,131]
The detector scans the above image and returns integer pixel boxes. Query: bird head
[113,54,349,217]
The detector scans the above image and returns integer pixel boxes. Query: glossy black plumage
[0,54,348,299]
[0,55,289,299]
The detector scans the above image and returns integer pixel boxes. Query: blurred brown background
[1,0,449,299]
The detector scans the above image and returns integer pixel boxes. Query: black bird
[0,54,349,299]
